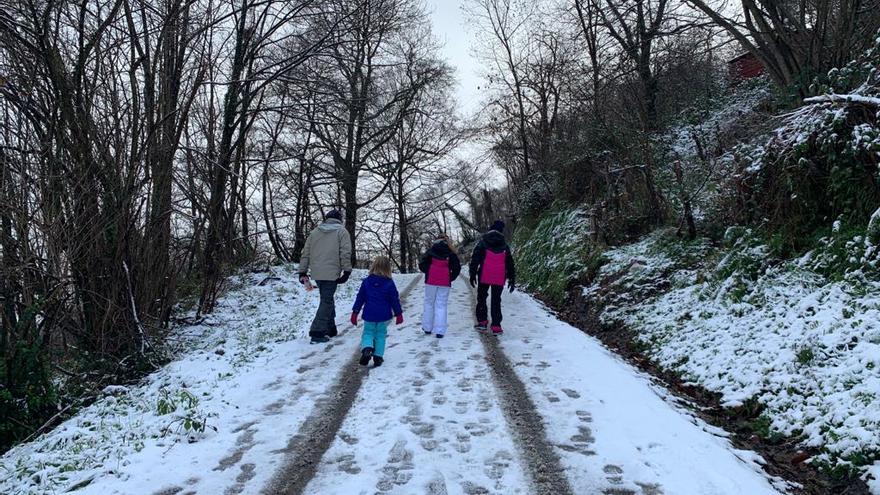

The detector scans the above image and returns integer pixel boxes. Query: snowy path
[277,280,787,495]
[297,281,533,495]
[494,291,790,495]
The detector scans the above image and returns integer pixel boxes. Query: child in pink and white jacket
[418,234,461,338]
[468,220,516,335]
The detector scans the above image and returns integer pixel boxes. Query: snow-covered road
[299,281,530,495]
[1,269,792,494]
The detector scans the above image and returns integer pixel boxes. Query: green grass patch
[513,204,604,305]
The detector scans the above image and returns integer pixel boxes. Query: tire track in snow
[261,275,421,495]
[467,283,575,495]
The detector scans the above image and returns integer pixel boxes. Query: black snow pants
[475,283,503,326]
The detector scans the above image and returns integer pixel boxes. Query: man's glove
[469,273,477,288]
[336,271,351,284]
[350,312,358,326]
[395,314,404,325]
[508,279,516,293]
[298,274,309,285]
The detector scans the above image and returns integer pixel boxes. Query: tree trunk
[200,0,250,314]
[343,172,359,267]
[397,178,409,273]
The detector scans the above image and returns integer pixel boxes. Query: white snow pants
[422,284,451,336]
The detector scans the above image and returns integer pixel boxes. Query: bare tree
[378,33,464,271]
[292,0,442,265]
[686,0,880,94]
[467,0,535,180]
[198,0,334,313]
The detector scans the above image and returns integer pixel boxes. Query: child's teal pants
[361,320,390,357]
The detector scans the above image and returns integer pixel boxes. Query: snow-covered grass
[585,229,880,482]
[0,264,363,494]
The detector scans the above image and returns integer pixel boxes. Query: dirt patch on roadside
[552,286,870,495]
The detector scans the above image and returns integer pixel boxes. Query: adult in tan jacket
[298,210,353,344]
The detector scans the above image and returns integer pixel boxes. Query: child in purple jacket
[350,256,404,367]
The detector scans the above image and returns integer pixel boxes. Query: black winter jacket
[418,240,462,282]
[469,230,516,284]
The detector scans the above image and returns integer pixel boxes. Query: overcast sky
[425,0,483,117]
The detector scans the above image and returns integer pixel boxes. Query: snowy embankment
[584,231,880,489]
[0,265,395,495]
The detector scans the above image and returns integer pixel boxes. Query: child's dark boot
[359,347,374,366]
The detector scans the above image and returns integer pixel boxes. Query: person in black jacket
[469,220,516,334]
[418,234,461,338]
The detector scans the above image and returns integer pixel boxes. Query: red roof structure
[728,52,765,83]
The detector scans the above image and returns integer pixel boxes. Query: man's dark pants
[476,283,503,326]
[310,280,339,338]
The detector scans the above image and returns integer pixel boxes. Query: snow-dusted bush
[514,172,556,218]
[736,34,880,252]
[803,213,880,282]
[654,80,776,237]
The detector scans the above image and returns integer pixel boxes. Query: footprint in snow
[572,425,595,444]
[562,388,581,399]
[222,463,256,495]
[409,420,435,439]
[376,439,415,492]
[214,427,256,471]
[603,465,627,487]
[425,474,449,495]
[335,454,361,474]
[235,463,256,483]
[454,432,472,453]
[461,481,491,495]
[400,401,422,425]
[484,449,514,482]
[262,399,286,415]
[338,431,359,445]
[464,422,494,437]
[261,376,284,391]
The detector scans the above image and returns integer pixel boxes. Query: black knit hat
[490,220,505,232]
[325,209,342,221]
